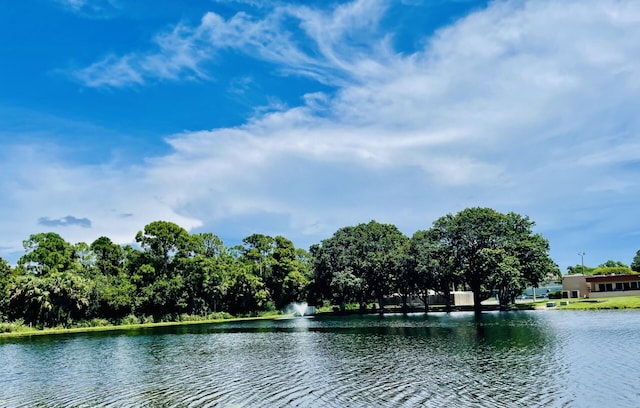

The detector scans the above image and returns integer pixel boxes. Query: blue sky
[1,0,639,272]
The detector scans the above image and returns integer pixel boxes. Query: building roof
[585,274,640,283]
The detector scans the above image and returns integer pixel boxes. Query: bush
[206,312,233,320]
[548,290,562,299]
[0,320,30,333]
[592,267,635,275]
[75,318,111,328]
[118,314,141,325]
[141,315,154,324]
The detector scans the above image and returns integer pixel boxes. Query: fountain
[292,302,308,317]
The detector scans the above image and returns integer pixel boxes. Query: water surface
[1,310,639,407]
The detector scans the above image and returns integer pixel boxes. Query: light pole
[578,252,585,274]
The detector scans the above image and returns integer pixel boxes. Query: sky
[1,0,639,272]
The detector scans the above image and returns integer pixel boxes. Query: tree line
[566,258,640,276]
[1,207,562,328]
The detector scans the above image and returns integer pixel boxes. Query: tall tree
[311,221,407,312]
[566,264,594,275]
[0,257,15,319]
[482,248,522,309]
[227,263,269,315]
[632,250,640,273]
[432,208,554,314]
[395,240,416,312]
[0,257,12,282]
[357,221,408,312]
[311,227,366,310]
[240,233,275,279]
[72,242,96,276]
[192,232,226,258]
[410,228,459,312]
[90,236,124,276]
[269,236,311,308]
[135,221,190,276]
[18,232,75,275]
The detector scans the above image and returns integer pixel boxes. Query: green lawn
[544,296,640,310]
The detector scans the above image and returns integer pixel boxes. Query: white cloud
[148,0,640,264]
[0,144,200,256]
[5,0,640,271]
[53,0,121,18]
[76,55,145,88]
[73,0,391,88]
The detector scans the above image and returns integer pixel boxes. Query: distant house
[562,274,640,298]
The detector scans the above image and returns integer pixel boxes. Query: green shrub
[75,318,111,328]
[548,291,563,299]
[119,314,141,325]
[89,318,110,327]
[178,313,234,322]
[592,267,636,275]
[206,312,233,320]
[0,320,29,333]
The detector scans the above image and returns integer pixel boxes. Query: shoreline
[0,314,282,339]
[3,296,640,339]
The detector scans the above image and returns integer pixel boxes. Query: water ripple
[2,311,640,407]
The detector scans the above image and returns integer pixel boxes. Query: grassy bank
[533,296,640,310]
[0,312,284,339]
[558,296,640,310]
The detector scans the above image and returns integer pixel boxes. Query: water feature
[2,310,640,407]
[292,301,308,317]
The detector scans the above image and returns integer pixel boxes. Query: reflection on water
[1,311,639,407]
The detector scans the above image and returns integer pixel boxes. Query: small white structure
[387,291,475,307]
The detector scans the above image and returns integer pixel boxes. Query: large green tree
[632,250,640,273]
[432,208,555,313]
[90,236,124,276]
[240,233,275,279]
[227,264,269,315]
[409,228,458,312]
[566,264,594,275]
[5,272,92,327]
[357,221,408,311]
[269,236,311,309]
[311,221,407,312]
[179,233,234,314]
[18,232,75,275]
[135,221,191,277]
[0,257,16,320]
[89,273,135,320]
[394,240,415,311]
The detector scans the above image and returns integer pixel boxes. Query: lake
[1,310,639,407]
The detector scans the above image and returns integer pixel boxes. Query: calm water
[1,310,639,407]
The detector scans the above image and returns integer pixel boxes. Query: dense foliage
[631,251,640,273]
[1,222,312,328]
[566,260,636,276]
[1,208,564,328]
[311,208,558,313]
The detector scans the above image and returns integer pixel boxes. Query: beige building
[562,274,640,298]
[562,274,589,298]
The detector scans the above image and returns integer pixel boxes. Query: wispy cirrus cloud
[73,0,391,88]
[53,0,121,18]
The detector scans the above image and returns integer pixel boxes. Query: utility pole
[578,252,585,274]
